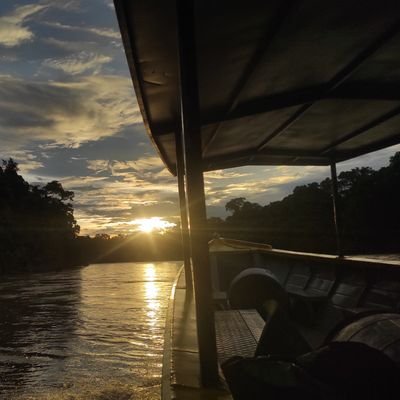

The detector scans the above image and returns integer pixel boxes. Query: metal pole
[176,0,219,387]
[330,161,343,257]
[175,127,193,292]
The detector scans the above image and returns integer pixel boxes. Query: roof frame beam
[255,19,400,152]
[153,82,400,137]
[204,82,400,124]
[204,147,326,170]
[202,0,298,155]
[320,104,400,155]
[335,132,400,163]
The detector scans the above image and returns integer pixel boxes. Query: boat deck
[163,253,400,399]
[162,266,232,400]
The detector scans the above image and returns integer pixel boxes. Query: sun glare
[131,217,176,233]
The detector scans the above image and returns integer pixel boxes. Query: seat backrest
[331,270,367,309]
[285,264,311,292]
[228,268,289,316]
[362,279,400,310]
[306,267,336,296]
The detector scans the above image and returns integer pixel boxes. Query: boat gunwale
[211,246,400,270]
[161,264,184,400]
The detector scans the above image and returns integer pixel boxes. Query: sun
[131,217,176,233]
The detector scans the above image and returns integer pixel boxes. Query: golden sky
[1,1,399,235]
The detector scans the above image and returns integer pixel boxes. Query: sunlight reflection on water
[0,262,180,400]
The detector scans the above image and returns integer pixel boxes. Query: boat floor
[162,266,232,400]
[163,268,353,399]
[163,258,400,399]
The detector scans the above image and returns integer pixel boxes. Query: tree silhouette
[0,159,80,272]
[212,152,400,254]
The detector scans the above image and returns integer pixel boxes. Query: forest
[0,158,182,273]
[0,152,399,273]
[0,159,80,273]
[211,152,400,254]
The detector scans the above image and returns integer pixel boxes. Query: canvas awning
[114,0,400,175]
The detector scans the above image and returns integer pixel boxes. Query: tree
[0,160,80,271]
[225,197,246,214]
[217,152,400,253]
[43,181,74,201]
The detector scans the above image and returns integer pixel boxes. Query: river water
[0,262,180,400]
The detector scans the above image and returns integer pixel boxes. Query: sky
[1,1,399,236]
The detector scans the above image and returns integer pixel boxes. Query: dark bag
[222,342,400,400]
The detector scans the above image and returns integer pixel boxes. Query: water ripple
[0,262,180,399]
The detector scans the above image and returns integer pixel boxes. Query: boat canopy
[115,0,400,175]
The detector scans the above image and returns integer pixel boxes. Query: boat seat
[285,265,311,294]
[215,309,264,364]
[287,287,327,300]
[215,301,311,365]
[228,268,289,319]
[326,311,400,360]
[361,278,400,310]
[285,266,333,326]
[222,315,400,400]
[331,271,367,309]
[287,287,330,327]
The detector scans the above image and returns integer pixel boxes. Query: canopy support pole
[175,127,193,292]
[176,0,219,387]
[330,161,343,257]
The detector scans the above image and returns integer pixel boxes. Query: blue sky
[1,1,399,235]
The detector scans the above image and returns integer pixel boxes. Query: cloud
[40,155,179,235]
[104,0,115,10]
[86,158,171,186]
[0,55,18,63]
[337,143,400,172]
[130,157,165,171]
[87,159,111,174]
[65,156,329,235]
[42,51,112,75]
[205,164,329,207]
[0,150,43,176]
[204,169,251,180]
[0,4,46,47]
[0,74,142,150]
[70,177,179,235]
[43,37,98,53]
[46,0,82,12]
[42,21,120,39]
[87,27,120,40]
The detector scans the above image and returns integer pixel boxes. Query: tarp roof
[114,0,400,175]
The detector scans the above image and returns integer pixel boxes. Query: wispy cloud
[66,174,179,235]
[204,169,251,180]
[104,0,115,10]
[43,51,112,75]
[0,150,43,176]
[43,37,98,53]
[205,165,329,206]
[42,21,120,39]
[0,74,141,150]
[0,4,46,47]
[49,0,82,12]
[87,157,166,178]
